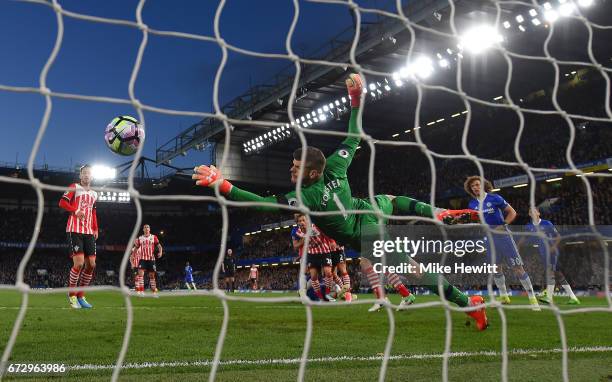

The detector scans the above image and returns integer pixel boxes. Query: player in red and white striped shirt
[134,224,163,296]
[59,164,98,309]
[292,213,339,301]
[293,213,413,310]
[249,265,258,290]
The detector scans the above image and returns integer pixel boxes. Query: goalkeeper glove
[346,73,364,108]
[192,165,233,194]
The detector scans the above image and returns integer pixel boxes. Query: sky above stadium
[0,0,396,174]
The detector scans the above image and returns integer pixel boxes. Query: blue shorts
[483,229,524,267]
[538,248,559,271]
[185,277,194,283]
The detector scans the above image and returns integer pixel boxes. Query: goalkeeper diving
[193,74,488,330]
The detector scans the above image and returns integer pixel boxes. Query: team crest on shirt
[339,149,349,158]
[486,202,492,207]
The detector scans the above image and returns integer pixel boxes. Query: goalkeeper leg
[372,195,488,329]
[408,258,488,330]
[390,195,478,224]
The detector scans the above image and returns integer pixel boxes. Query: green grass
[1,291,611,381]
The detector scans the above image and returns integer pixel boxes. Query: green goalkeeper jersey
[227,108,387,249]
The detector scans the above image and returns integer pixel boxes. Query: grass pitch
[1,290,611,381]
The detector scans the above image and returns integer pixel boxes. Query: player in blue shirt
[184,262,196,291]
[465,176,539,310]
[523,207,580,305]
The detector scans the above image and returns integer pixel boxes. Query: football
[104,115,145,156]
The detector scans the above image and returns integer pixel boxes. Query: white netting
[0,0,611,381]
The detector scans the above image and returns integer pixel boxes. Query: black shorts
[250,277,257,283]
[67,232,96,257]
[139,259,157,272]
[307,254,332,269]
[224,269,236,277]
[330,250,346,266]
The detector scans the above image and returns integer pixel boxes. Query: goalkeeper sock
[392,196,434,218]
[386,272,411,297]
[76,269,94,298]
[422,272,469,307]
[518,272,536,300]
[493,273,508,297]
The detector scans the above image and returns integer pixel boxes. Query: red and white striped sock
[149,274,157,292]
[365,266,384,299]
[77,269,94,298]
[333,273,343,288]
[311,278,323,299]
[324,275,333,295]
[136,275,143,292]
[386,272,411,298]
[341,272,351,290]
[68,266,81,297]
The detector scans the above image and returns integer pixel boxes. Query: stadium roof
[156,0,612,163]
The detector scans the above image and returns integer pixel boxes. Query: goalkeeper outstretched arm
[191,168,282,212]
[192,73,365,211]
[325,73,363,177]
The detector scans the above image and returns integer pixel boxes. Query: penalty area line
[69,346,612,371]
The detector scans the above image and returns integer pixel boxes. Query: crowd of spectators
[349,110,612,204]
[240,229,295,260]
[0,205,224,248]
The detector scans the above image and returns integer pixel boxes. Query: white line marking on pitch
[68,346,612,371]
[0,305,303,310]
